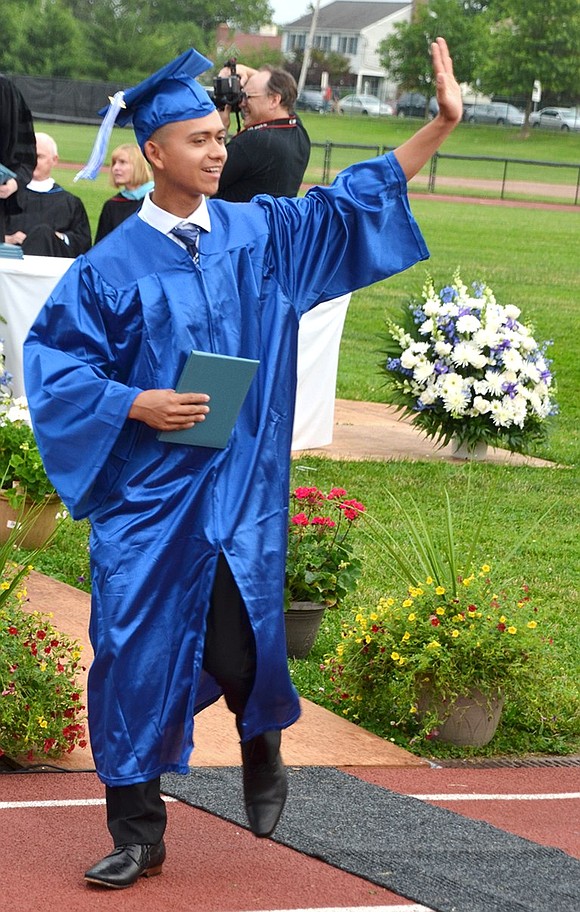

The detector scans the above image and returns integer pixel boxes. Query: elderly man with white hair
[4,132,91,257]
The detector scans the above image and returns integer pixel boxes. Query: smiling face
[144,111,227,216]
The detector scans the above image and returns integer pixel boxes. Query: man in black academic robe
[4,131,91,257]
[0,75,36,242]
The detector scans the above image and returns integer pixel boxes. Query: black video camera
[213,58,243,113]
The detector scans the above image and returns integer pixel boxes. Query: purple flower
[502,381,518,399]
[434,361,449,375]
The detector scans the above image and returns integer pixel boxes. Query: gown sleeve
[254,151,429,316]
[23,257,144,518]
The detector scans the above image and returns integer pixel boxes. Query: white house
[281,1,412,99]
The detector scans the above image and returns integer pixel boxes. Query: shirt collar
[27,178,55,192]
[139,193,211,235]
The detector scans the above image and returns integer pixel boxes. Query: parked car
[529,107,580,132]
[296,90,325,112]
[463,102,524,126]
[338,94,393,116]
[396,92,438,118]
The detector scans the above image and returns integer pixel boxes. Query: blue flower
[439,285,458,303]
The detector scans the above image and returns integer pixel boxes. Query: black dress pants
[106,553,257,846]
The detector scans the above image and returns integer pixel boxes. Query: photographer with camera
[214,60,348,450]
[213,61,310,202]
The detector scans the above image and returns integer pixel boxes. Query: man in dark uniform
[0,75,36,243]
[214,65,310,202]
[4,132,91,257]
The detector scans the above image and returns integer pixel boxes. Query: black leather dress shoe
[241,730,287,838]
[84,840,166,888]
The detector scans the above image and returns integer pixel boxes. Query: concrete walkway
[295,399,554,467]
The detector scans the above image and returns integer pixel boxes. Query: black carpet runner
[161,766,580,912]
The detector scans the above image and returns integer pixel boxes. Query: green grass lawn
[27,118,580,759]
[39,116,580,229]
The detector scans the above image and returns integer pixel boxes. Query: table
[291,293,351,450]
[0,256,349,450]
[0,255,73,397]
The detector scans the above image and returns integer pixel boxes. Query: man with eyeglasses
[214,63,348,451]
[214,64,310,202]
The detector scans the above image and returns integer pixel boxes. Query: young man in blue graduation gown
[24,41,462,888]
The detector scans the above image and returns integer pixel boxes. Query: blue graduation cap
[75,48,216,181]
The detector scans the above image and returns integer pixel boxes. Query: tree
[1,0,83,77]
[286,49,352,88]
[379,0,485,106]
[476,0,580,106]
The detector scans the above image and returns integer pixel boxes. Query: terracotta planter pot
[418,685,504,747]
[0,491,61,550]
[284,601,326,659]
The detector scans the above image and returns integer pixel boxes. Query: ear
[143,139,162,169]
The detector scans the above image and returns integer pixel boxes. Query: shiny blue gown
[24,153,429,786]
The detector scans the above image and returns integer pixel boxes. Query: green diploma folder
[157,349,259,449]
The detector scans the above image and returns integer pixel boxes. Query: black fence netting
[8,74,126,124]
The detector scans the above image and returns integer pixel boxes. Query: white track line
[238,908,433,912]
[0,796,177,809]
[410,792,580,801]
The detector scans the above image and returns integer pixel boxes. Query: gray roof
[285,1,410,30]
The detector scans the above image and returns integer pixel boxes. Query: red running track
[0,766,578,912]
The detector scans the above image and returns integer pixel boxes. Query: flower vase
[284,601,326,659]
[0,491,60,550]
[418,685,504,747]
[450,438,489,461]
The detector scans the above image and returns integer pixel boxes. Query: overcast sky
[270,0,310,24]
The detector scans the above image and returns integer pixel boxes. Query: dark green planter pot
[284,601,326,659]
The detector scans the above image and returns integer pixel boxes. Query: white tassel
[74,91,126,181]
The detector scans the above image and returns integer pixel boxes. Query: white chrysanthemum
[519,334,536,352]
[400,349,419,369]
[418,385,438,405]
[521,362,541,384]
[473,327,499,349]
[473,379,490,396]
[455,313,481,335]
[423,298,442,317]
[504,304,521,320]
[418,318,435,336]
[484,370,505,396]
[484,305,504,333]
[489,399,514,427]
[501,348,524,372]
[434,340,453,357]
[511,395,528,426]
[413,358,435,383]
[537,397,553,419]
[440,372,465,393]
[442,388,470,415]
[452,342,487,370]
[472,396,492,414]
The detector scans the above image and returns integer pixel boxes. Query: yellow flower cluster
[324,564,542,723]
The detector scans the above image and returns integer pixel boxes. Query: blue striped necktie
[171,223,200,265]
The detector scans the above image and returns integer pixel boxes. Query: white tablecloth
[0,255,73,397]
[0,255,349,450]
[291,293,351,450]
